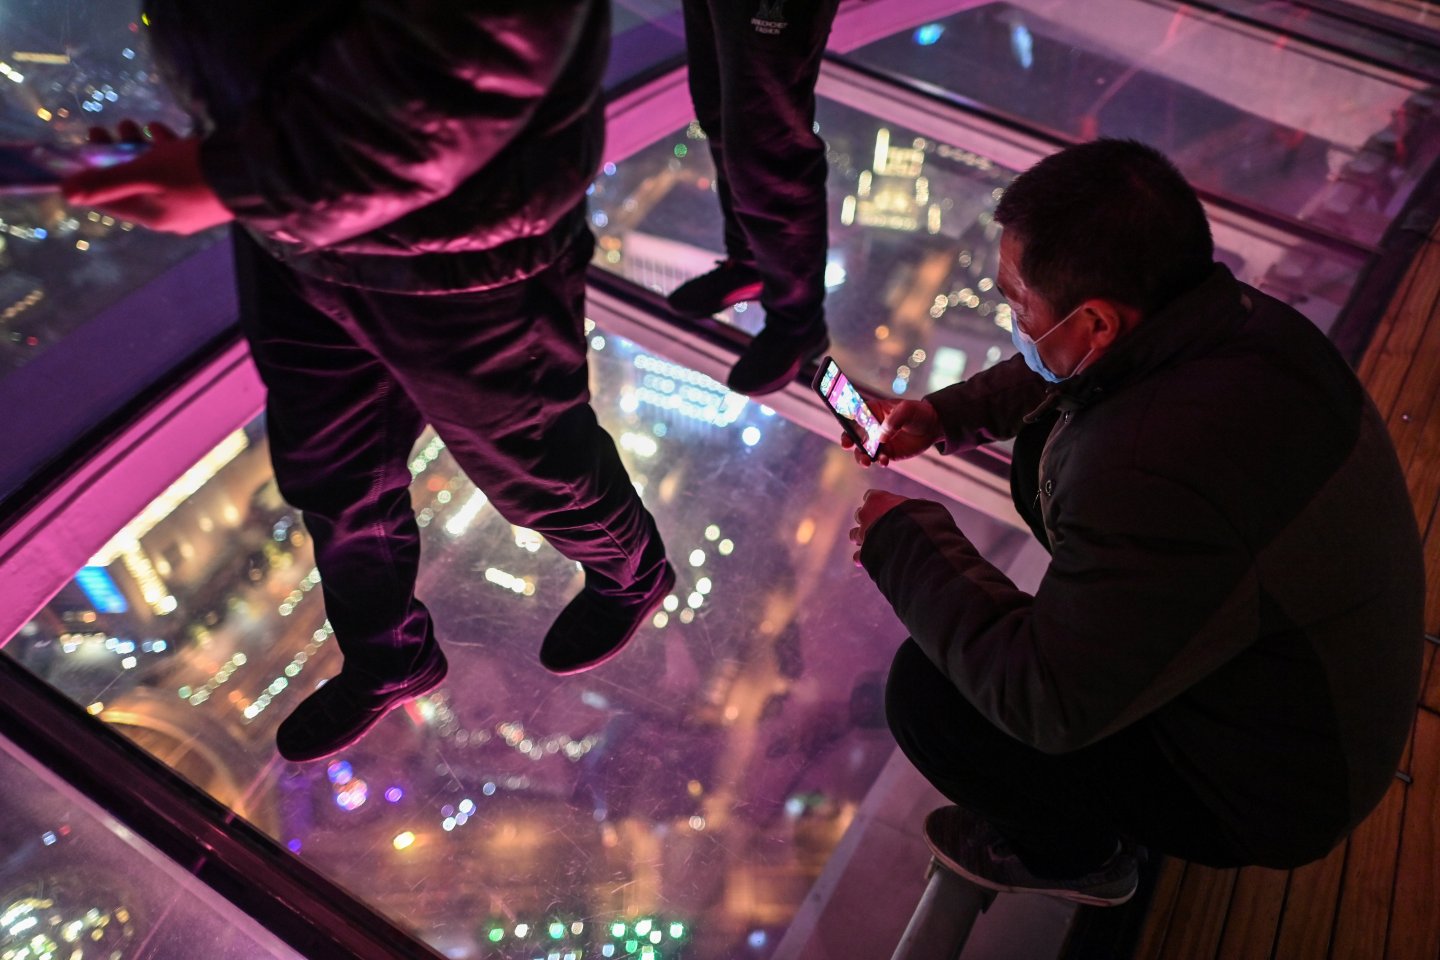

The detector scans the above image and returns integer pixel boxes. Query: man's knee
[885,639,937,753]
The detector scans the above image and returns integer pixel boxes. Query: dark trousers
[886,640,1252,876]
[682,0,841,331]
[234,227,667,689]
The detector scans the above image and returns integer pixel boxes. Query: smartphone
[0,141,149,196]
[812,355,884,462]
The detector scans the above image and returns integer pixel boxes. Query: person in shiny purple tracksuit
[64,0,674,763]
[666,0,843,396]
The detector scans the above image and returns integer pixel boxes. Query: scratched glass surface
[4,329,1034,958]
[0,734,302,959]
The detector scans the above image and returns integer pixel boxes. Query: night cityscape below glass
[5,331,1034,958]
[2,0,1437,957]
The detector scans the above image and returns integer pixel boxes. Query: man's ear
[1082,299,1142,349]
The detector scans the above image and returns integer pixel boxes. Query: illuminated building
[839,128,944,234]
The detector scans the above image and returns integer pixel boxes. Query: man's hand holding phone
[841,396,943,468]
[812,355,944,467]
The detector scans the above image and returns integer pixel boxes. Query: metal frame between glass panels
[1293,0,1440,48]
[0,651,448,959]
[1173,0,1440,81]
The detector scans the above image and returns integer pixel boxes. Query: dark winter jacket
[143,0,609,292]
[862,265,1425,867]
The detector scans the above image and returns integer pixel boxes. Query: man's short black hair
[994,139,1214,317]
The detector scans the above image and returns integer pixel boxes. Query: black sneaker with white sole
[923,805,1140,907]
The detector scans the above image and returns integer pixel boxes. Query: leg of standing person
[885,639,1253,877]
[234,230,448,764]
[323,227,672,677]
[667,0,766,319]
[670,0,841,396]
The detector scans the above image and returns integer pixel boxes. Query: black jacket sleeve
[198,0,595,249]
[924,354,1051,454]
[861,470,1256,754]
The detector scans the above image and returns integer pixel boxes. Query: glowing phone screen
[818,360,881,459]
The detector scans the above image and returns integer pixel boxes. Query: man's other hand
[848,489,908,565]
[63,125,233,235]
[841,397,942,468]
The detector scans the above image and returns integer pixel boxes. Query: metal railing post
[890,858,998,960]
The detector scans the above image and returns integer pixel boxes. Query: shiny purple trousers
[234,226,667,689]
[682,0,842,331]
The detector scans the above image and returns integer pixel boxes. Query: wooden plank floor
[1130,224,1440,960]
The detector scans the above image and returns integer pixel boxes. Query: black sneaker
[540,561,676,675]
[275,645,448,763]
[923,805,1139,907]
[667,259,764,318]
[726,323,830,396]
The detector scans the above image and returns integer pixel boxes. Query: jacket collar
[1034,264,1251,416]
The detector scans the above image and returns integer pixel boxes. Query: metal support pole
[890,858,998,960]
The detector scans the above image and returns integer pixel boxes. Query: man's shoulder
[1068,309,1369,536]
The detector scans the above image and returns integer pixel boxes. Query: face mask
[1010,303,1095,383]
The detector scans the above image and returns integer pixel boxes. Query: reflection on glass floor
[4,329,1033,959]
[0,734,300,959]
[847,0,1440,248]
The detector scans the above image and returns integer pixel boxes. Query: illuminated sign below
[75,566,128,614]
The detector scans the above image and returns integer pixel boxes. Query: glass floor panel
[846,0,1440,249]
[0,733,301,960]
[590,91,1366,405]
[0,2,234,507]
[3,329,1035,959]
[591,97,1020,399]
[0,2,217,380]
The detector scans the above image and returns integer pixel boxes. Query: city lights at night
[3,1,1437,958]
